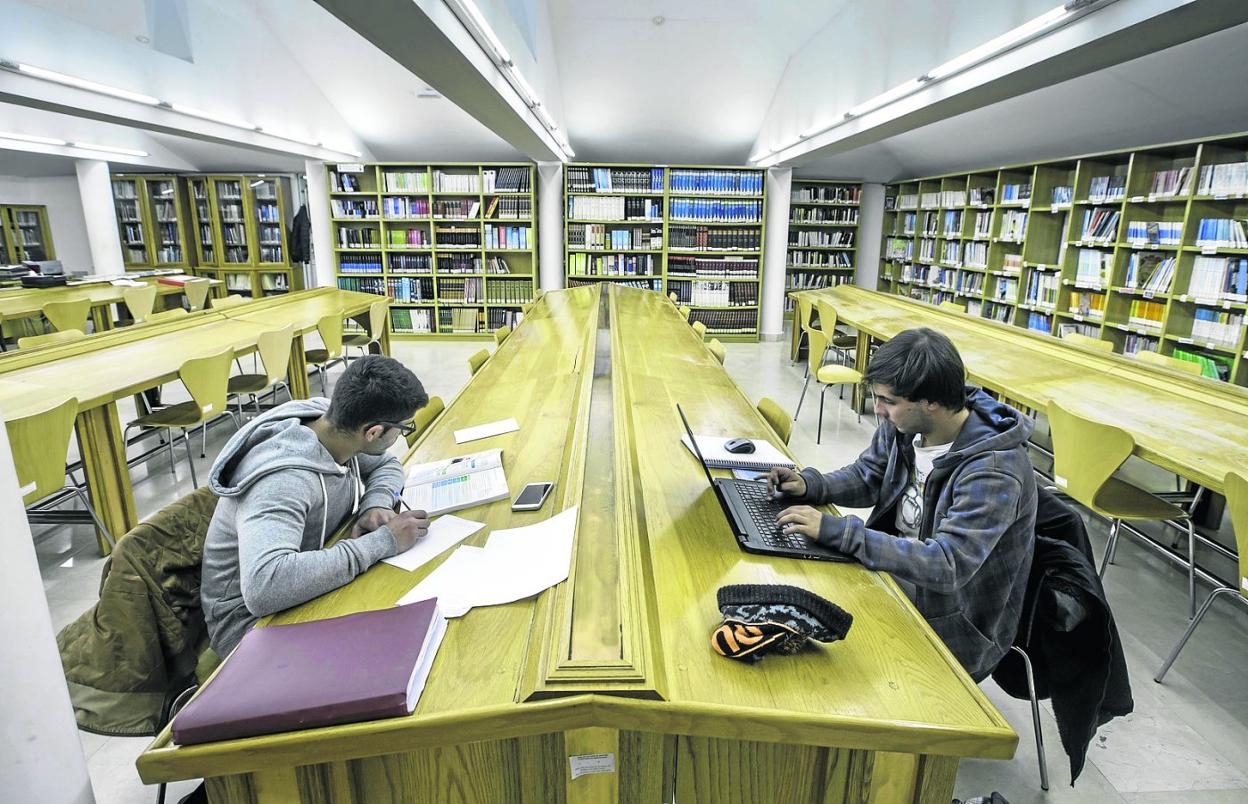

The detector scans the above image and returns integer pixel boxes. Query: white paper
[454,418,520,444]
[382,515,486,572]
[569,753,616,780]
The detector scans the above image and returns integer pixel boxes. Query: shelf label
[1050,204,1060,213]
[1148,194,1158,202]
[1178,337,1193,344]
[1214,194,1228,200]
[336,163,366,173]
[1207,342,1219,350]
[1201,245,1218,255]
[1143,291,1154,299]
[569,753,616,780]
[1131,196,1144,203]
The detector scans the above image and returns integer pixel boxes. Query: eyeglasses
[369,420,418,437]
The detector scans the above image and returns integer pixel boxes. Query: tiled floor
[34,334,1248,803]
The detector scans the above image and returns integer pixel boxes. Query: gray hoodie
[201,398,402,657]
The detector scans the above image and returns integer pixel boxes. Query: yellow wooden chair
[123,349,238,488]
[1155,470,1248,681]
[304,314,345,395]
[493,324,512,345]
[813,300,858,367]
[757,397,792,446]
[18,329,85,349]
[146,308,189,324]
[227,326,294,416]
[1132,349,1202,376]
[939,300,967,313]
[405,396,446,448]
[792,295,816,366]
[707,338,726,365]
[122,284,159,325]
[342,299,389,361]
[7,396,113,551]
[678,305,691,321]
[691,320,707,340]
[467,348,489,376]
[1060,331,1112,352]
[1047,399,1197,616]
[43,298,92,333]
[183,278,213,312]
[795,329,864,443]
[212,294,250,309]
[668,292,678,304]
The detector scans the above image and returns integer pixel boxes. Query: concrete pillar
[303,159,336,289]
[537,162,564,291]
[74,159,124,276]
[760,167,793,340]
[856,183,885,289]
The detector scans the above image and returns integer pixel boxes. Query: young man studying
[202,355,431,658]
[769,328,1037,680]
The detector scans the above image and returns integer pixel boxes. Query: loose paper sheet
[453,418,520,444]
[381,515,485,572]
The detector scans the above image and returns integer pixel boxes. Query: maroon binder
[172,598,443,745]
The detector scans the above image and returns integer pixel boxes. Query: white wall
[856,183,884,290]
[0,175,93,273]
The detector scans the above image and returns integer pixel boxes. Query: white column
[304,159,336,289]
[74,159,123,276]
[0,409,96,804]
[760,167,793,340]
[537,162,564,291]
[856,183,885,289]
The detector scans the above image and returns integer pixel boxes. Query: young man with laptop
[769,328,1037,681]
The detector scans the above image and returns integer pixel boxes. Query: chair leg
[794,375,811,420]
[183,429,199,489]
[252,394,261,415]
[167,435,177,477]
[1010,645,1049,791]
[1155,587,1241,682]
[793,330,807,366]
[319,365,328,396]
[1098,518,1122,578]
[69,486,115,549]
[226,410,242,431]
[817,385,828,445]
[200,422,207,459]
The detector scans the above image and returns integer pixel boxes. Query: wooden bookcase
[0,204,55,263]
[786,179,861,317]
[564,163,766,341]
[110,174,192,270]
[186,174,300,298]
[327,162,536,339]
[880,131,1248,386]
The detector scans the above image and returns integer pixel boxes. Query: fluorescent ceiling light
[506,65,540,108]
[168,103,255,132]
[926,5,1069,80]
[445,0,512,65]
[845,78,926,118]
[264,130,321,148]
[69,142,149,157]
[14,62,160,105]
[0,131,68,146]
[533,103,557,132]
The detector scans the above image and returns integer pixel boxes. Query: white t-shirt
[895,434,953,539]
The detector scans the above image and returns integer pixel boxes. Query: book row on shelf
[789,249,853,267]
[567,166,664,194]
[482,224,531,250]
[566,223,663,250]
[791,184,860,205]
[668,226,760,251]
[688,309,759,335]
[667,198,762,223]
[388,228,431,248]
[790,206,858,224]
[389,306,524,335]
[667,279,758,308]
[1195,218,1248,247]
[1197,161,1248,196]
[1124,220,1182,245]
[568,277,661,292]
[669,168,762,195]
[567,252,658,277]
[567,196,661,222]
[788,230,855,248]
[666,256,759,278]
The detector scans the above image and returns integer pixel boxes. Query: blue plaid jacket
[796,387,1037,681]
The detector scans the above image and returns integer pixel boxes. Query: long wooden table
[791,285,1248,495]
[0,288,382,552]
[137,285,1015,803]
[0,274,222,334]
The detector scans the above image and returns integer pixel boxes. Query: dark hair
[865,328,966,410]
[326,355,428,432]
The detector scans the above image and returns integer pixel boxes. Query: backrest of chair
[123,285,159,323]
[939,300,967,313]
[147,308,189,324]
[212,294,249,309]
[678,305,691,321]
[257,325,295,384]
[468,348,489,376]
[7,396,78,504]
[183,278,212,311]
[406,396,446,447]
[691,320,707,340]
[1046,399,1135,508]
[757,397,792,445]
[180,349,235,421]
[18,329,85,350]
[796,296,814,336]
[365,299,388,341]
[1061,331,1113,352]
[707,338,726,364]
[806,328,830,376]
[668,291,678,304]
[813,300,840,340]
[493,325,511,345]
[43,298,91,333]
[316,314,344,360]
[1133,349,1202,376]
[1224,471,1248,594]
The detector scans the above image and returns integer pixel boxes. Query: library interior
[4,2,1248,803]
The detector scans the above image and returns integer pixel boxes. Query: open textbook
[402,448,509,516]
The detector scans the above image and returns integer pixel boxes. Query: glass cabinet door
[112,178,148,266]
[250,178,284,264]
[13,209,49,262]
[146,179,184,265]
[214,179,249,264]
[191,179,216,264]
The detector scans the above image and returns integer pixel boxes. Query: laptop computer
[676,404,851,562]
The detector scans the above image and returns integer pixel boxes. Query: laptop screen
[676,404,719,490]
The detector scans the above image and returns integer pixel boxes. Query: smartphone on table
[511,481,554,511]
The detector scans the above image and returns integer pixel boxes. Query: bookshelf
[787,179,861,317]
[327,162,535,339]
[186,174,300,298]
[564,163,766,341]
[0,204,54,263]
[110,174,192,270]
[880,131,1248,387]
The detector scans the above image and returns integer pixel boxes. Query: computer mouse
[724,438,756,454]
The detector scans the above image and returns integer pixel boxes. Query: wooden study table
[790,285,1248,495]
[0,288,381,553]
[0,274,222,335]
[137,285,1015,803]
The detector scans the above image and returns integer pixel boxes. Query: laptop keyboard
[735,482,811,550]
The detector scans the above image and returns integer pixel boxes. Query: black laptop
[676,404,851,562]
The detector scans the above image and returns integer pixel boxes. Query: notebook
[680,434,796,471]
[403,448,509,515]
[171,599,446,745]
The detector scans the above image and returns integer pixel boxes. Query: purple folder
[172,598,444,745]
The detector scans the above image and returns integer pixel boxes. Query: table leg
[852,331,870,412]
[75,403,138,555]
[287,333,311,399]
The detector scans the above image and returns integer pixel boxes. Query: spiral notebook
[680,435,796,471]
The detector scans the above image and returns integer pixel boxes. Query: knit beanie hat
[711,584,853,662]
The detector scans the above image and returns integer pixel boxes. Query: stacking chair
[405,396,446,448]
[1060,331,1113,352]
[146,309,189,324]
[43,298,92,333]
[304,314,345,395]
[1155,470,1248,682]
[212,294,250,309]
[1046,399,1197,617]
[467,348,489,376]
[183,278,212,312]
[678,305,692,321]
[795,329,864,443]
[707,338,726,365]
[1133,349,1202,376]
[757,397,792,445]
[814,300,858,368]
[668,292,678,304]
[342,299,388,361]
[19,329,85,349]
[938,300,967,313]
[8,396,113,551]
[493,325,512,345]
[227,326,294,417]
[691,320,707,340]
[122,284,159,325]
[791,295,816,366]
[124,349,238,488]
